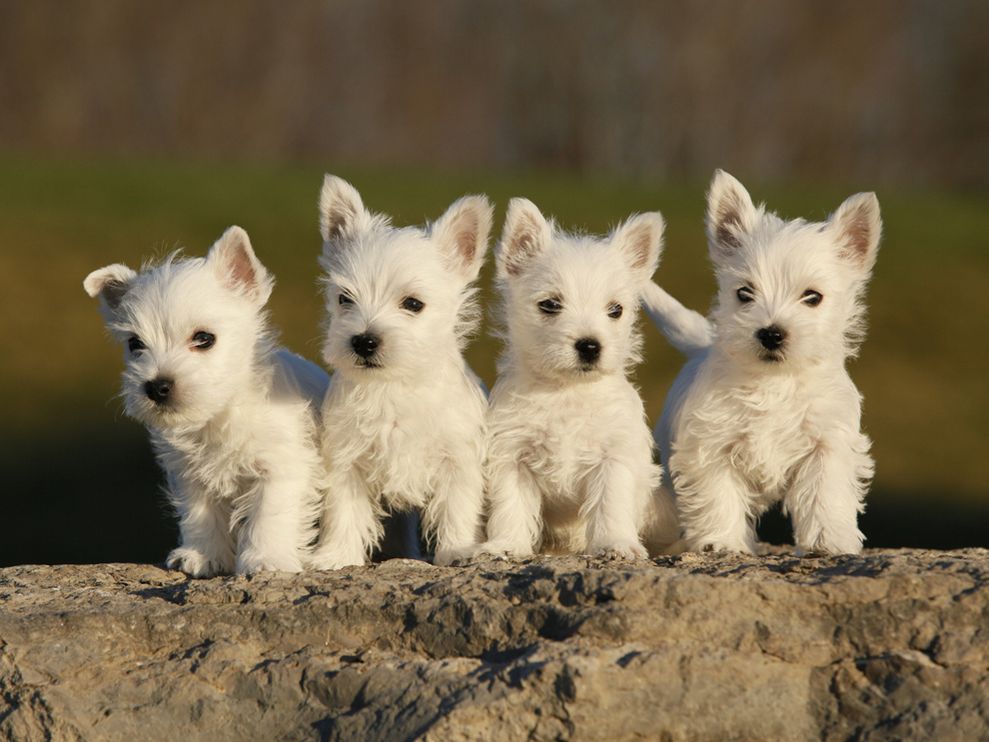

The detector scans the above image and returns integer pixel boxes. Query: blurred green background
[1,1,986,565]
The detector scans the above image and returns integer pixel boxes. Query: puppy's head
[318,175,492,381]
[705,170,882,369]
[495,198,663,383]
[84,226,274,428]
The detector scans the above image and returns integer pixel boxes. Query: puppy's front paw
[433,545,479,567]
[473,541,534,561]
[166,547,232,578]
[236,548,303,575]
[307,549,366,571]
[694,539,755,555]
[795,535,863,558]
[589,541,648,561]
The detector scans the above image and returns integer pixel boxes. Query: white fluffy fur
[310,175,492,569]
[645,170,881,556]
[84,226,328,577]
[480,199,679,559]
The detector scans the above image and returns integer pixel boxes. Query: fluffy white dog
[84,226,328,577]
[480,198,679,559]
[643,170,881,555]
[310,175,491,569]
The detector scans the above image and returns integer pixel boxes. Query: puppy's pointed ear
[613,212,664,282]
[497,198,552,278]
[207,226,273,305]
[829,192,882,273]
[84,264,137,313]
[319,174,366,243]
[431,195,493,281]
[706,169,758,258]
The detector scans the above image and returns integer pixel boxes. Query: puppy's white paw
[307,549,366,571]
[693,539,756,555]
[795,535,863,558]
[473,541,534,561]
[433,545,479,567]
[236,548,303,575]
[589,541,648,561]
[166,547,233,578]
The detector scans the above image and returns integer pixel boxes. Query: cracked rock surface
[1,549,987,741]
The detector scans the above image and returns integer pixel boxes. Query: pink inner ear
[714,197,745,250]
[325,206,350,240]
[624,223,653,270]
[505,214,543,277]
[227,246,257,289]
[455,226,476,266]
[840,208,872,262]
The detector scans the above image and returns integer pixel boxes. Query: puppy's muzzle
[351,333,380,359]
[575,337,601,365]
[144,377,174,405]
[755,325,786,352]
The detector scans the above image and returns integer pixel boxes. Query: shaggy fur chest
[681,376,818,497]
[489,378,647,501]
[516,407,606,496]
[324,375,485,506]
[155,423,257,499]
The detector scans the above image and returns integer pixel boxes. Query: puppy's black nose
[756,325,786,351]
[144,378,173,405]
[575,337,601,364]
[351,333,380,359]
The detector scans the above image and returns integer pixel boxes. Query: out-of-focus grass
[0,156,986,564]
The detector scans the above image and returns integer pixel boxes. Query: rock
[1,550,987,741]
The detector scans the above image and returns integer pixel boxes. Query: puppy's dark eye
[192,331,216,350]
[736,286,755,304]
[607,303,623,319]
[801,289,823,307]
[128,336,145,353]
[338,293,354,306]
[401,296,425,313]
[538,298,563,314]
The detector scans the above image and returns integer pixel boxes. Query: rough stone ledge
[1,548,987,741]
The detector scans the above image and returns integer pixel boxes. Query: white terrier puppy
[481,199,679,559]
[643,170,881,555]
[84,226,328,577]
[310,175,492,569]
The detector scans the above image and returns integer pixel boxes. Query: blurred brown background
[0,0,986,565]
[3,0,988,184]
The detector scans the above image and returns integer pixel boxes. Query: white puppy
[643,170,881,555]
[481,199,678,559]
[84,226,328,577]
[310,176,491,569]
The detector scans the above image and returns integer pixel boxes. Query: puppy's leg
[582,459,647,559]
[786,436,871,556]
[234,469,314,575]
[309,467,381,570]
[673,459,757,554]
[479,460,542,558]
[165,477,236,578]
[641,483,684,556]
[424,456,484,566]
